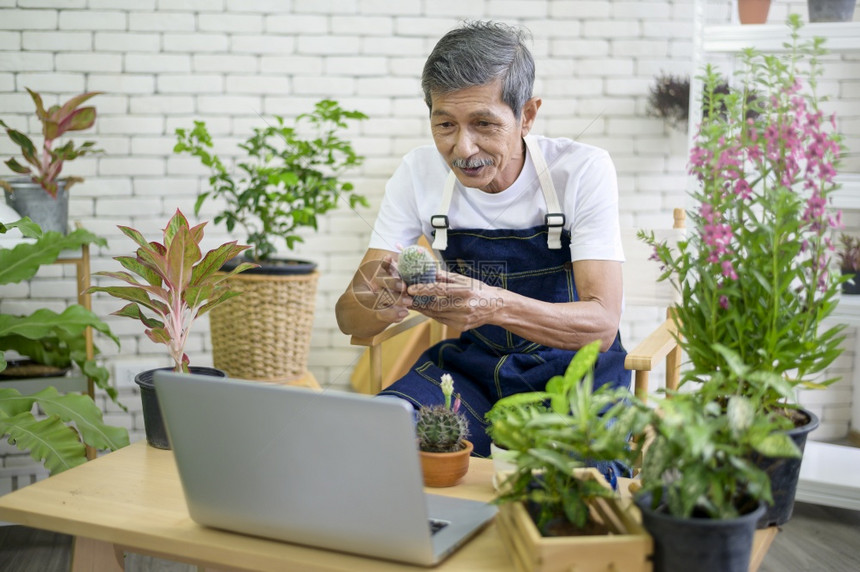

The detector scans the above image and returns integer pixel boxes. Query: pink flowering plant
[640,16,845,417]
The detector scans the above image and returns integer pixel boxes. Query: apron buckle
[431,214,449,229]
[545,213,566,227]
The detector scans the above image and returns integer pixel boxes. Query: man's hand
[406,269,503,331]
[336,249,415,337]
[356,254,414,323]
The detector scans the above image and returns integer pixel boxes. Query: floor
[1,500,859,571]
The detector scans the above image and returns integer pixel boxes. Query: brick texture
[0,1,858,475]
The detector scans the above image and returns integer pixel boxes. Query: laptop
[152,371,497,566]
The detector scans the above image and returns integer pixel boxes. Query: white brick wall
[0,1,858,480]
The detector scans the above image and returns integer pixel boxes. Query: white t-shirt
[368,135,624,263]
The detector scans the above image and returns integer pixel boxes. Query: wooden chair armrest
[624,318,678,372]
[349,311,429,348]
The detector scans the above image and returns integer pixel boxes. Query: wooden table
[0,441,777,571]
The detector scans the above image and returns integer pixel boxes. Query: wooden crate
[496,495,653,572]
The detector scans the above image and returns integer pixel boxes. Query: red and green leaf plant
[0,88,102,197]
[88,210,258,372]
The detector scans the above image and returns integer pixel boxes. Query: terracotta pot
[738,0,771,24]
[419,440,473,487]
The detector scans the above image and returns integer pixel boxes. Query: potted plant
[738,0,771,24]
[173,99,368,383]
[0,89,102,234]
[647,72,690,132]
[0,217,128,474]
[808,0,856,22]
[485,340,652,571]
[622,390,798,572]
[87,209,257,449]
[639,16,845,526]
[416,373,472,487]
[837,233,860,294]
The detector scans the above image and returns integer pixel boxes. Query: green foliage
[486,341,644,531]
[0,219,128,474]
[0,387,129,475]
[88,210,257,373]
[0,218,119,400]
[621,391,800,520]
[173,99,369,261]
[639,16,845,414]
[397,244,437,285]
[0,88,102,197]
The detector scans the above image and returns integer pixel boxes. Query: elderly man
[336,21,629,457]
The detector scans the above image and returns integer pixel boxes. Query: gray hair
[421,21,535,119]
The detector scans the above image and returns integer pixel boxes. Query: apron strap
[431,136,565,251]
[431,170,457,251]
[524,135,564,250]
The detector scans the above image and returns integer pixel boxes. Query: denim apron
[380,136,630,462]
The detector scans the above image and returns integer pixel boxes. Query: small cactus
[398,244,437,306]
[416,373,470,453]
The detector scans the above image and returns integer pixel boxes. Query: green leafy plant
[639,16,845,417]
[486,341,643,532]
[0,218,118,398]
[0,88,102,197]
[416,374,470,453]
[173,99,368,262]
[837,233,860,272]
[0,217,128,474]
[88,209,257,373]
[623,391,800,520]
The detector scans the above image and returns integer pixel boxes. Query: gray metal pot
[808,0,857,22]
[2,177,70,234]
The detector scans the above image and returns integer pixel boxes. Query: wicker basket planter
[209,269,319,383]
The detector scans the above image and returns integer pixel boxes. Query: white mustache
[452,157,493,169]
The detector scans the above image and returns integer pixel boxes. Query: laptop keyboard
[429,518,450,534]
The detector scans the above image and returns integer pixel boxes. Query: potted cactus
[416,373,472,487]
[88,209,257,449]
[0,89,102,234]
[172,99,367,383]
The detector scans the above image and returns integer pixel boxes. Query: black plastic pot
[134,366,226,449]
[753,408,819,528]
[842,271,860,295]
[635,496,765,572]
[222,255,316,276]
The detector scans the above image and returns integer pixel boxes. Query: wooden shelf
[0,374,89,395]
[703,22,860,53]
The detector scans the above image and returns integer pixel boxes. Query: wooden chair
[621,208,686,401]
[349,209,686,399]
[349,238,459,394]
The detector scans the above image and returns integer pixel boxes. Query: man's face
[430,81,538,194]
